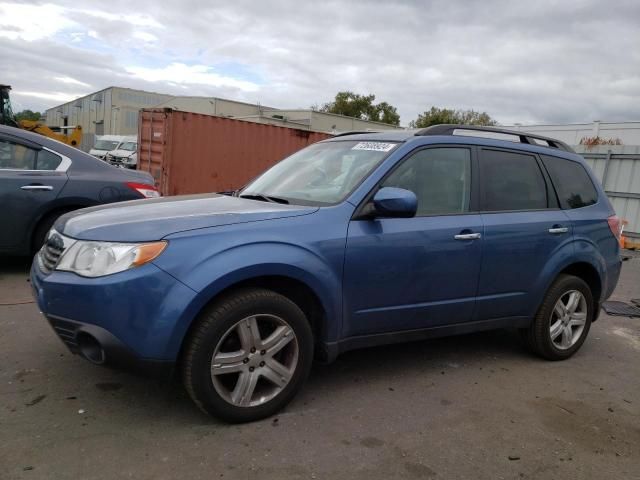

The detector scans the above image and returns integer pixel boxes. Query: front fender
[156,241,344,359]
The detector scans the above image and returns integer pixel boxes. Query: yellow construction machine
[1,84,82,147]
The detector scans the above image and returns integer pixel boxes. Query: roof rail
[414,124,575,153]
[332,130,381,137]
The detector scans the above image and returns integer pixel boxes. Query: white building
[45,87,174,150]
[505,121,640,146]
[45,87,402,150]
[227,109,404,133]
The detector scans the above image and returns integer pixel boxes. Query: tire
[32,209,73,254]
[521,274,594,361]
[182,288,314,423]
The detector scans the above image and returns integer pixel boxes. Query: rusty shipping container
[137,109,332,196]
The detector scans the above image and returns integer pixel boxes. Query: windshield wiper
[239,193,289,204]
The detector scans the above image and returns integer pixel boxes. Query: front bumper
[45,316,174,377]
[31,259,198,377]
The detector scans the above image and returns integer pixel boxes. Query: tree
[319,91,400,126]
[409,107,497,128]
[15,110,43,122]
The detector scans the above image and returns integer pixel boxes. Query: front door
[343,146,483,337]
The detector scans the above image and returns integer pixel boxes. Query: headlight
[56,240,167,277]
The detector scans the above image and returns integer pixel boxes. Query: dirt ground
[1,254,639,480]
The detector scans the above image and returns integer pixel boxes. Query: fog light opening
[77,333,106,365]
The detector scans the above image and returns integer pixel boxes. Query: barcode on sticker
[351,142,395,152]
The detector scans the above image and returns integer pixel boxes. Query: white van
[105,136,138,169]
[89,135,128,160]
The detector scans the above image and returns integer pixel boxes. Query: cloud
[53,76,91,87]
[0,3,74,40]
[126,63,260,91]
[132,31,158,43]
[12,90,84,103]
[2,0,639,125]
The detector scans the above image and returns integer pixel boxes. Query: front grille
[40,243,63,272]
[39,230,69,274]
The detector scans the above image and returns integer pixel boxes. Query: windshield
[119,142,137,151]
[94,140,120,150]
[241,140,398,205]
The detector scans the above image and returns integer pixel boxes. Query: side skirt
[319,316,531,363]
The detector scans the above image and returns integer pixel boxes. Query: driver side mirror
[370,187,417,218]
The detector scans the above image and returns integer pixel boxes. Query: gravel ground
[1,254,638,480]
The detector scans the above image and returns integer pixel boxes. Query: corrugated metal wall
[138,109,332,196]
[582,150,640,236]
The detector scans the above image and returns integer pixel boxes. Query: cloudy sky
[2,0,639,126]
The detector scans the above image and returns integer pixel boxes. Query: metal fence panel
[581,151,640,236]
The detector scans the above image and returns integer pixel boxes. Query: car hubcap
[549,290,587,350]
[210,314,298,407]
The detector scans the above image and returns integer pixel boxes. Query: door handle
[454,233,481,240]
[548,226,569,234]
[21,185,53,191]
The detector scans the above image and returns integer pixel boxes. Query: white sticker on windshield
[351,142,396,152]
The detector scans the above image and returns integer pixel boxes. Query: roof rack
[332,130,381,137]
[414,124,574,153]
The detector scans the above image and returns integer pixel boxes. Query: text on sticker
[351,142,396,152]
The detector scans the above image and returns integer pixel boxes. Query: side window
[0,140,36,170]
[480,149,547,211]
[382,148,471,216]
[541,155,598,209]
[36,149,63,171]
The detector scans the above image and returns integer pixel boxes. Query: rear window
[541,155,598,209]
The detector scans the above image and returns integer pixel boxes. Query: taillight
[126,182,161,198]
[607,215,622,240]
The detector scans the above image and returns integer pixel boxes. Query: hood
[108,149,135,158]
[55,193,318,242]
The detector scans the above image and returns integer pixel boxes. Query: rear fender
[531,239,607,318]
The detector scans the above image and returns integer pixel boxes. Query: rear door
[0,137,69,249]
[475,148,572,320]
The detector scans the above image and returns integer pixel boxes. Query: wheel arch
[529,238,607,322]
[557,262,602,307]
[173,269,336,366]
[541,258,605,323]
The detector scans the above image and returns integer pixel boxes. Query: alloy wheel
[210,314,299,407]
[549,290,588,350]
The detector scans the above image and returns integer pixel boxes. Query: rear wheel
[182,288,313,423]
[521,274,593,360]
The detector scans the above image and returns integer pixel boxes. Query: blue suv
[31,125,622,422]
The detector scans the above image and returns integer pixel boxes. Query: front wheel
[521,274,594,360]
[182,288,313,423]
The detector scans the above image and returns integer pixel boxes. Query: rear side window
[541,155,598,209]
[36,149,62,171]
[480,149,548,211]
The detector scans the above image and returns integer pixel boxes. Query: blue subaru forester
[31,125,622,422]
